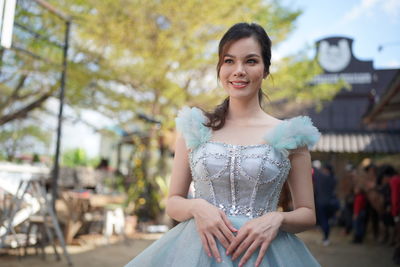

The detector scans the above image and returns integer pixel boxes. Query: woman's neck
[226,95,265,121]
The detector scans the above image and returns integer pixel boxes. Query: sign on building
[313,37,374,85]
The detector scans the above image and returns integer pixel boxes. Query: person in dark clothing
[337,164,355,235]
[313,163,338,246]
[352,185,367,243]
[364,164,380,241]
[377,165,397,244]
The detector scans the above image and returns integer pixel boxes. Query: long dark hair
[204,22,272,130]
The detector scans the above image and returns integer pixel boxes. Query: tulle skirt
[124,215,320,267]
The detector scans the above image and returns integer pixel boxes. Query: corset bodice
[190,141,291,218]
[176,106,321,219]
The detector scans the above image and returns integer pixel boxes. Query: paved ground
[298,227,396,267]
[0,228,397,267]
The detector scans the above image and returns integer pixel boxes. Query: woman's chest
[190,142,290,184]
[210,124,273,146]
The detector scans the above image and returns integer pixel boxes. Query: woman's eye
[247,59,257,64]
[224,59,233,64]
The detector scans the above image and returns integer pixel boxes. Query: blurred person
[389,168,400,264]
[313,163,338,246]
[363,164,381,241]
[337,163,356,235]
[352,185,367,244]
[377,165,397,244]
[124,22,321,267]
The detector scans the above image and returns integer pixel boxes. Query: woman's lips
[230,81,249,89]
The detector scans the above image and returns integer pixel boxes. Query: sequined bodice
[190,141,291,218]
[176,106,321,218]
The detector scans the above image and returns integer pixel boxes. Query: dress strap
[175,106,212,150]
[263,116,320,153]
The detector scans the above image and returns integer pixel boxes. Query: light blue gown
[125,107,321,267]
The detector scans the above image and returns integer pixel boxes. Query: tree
[0,119,51,161]
[0,0,66,125]
[2,0,343,130]
[0,1,343,219]
[46,0,305,124]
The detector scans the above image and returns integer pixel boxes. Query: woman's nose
[233,63,245,76]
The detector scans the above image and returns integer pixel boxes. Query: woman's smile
[230,80,249,89]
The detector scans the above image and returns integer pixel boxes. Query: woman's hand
[226,211,284,267]
[191,199,238,262]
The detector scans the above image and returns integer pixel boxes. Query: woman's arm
[165,134,198,222]
[165,134,237,262]
[280,146,317,233]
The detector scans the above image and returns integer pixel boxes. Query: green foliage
[46,0,304,130]
[62,147,99,167]
[0,120,51,160]
[62,148,87,167]
[0,0,66,125]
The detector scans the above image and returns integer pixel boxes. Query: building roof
[312,132,400,153]
[364,69,400,123]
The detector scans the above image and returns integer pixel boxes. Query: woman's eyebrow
[245,53,261,58]
[223,53,261,58]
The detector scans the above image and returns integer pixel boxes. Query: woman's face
[219,37,266,101]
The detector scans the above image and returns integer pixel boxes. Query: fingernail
[217,257,221,263]
[208,253,211,257]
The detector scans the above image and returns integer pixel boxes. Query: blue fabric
[263,116,320,151]
[125,216,320,267]
[175,106,212,150]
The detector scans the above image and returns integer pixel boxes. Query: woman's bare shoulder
[261,113,283,128]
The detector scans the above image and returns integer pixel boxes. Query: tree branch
[0,90,54,126]
[0,74,28,112]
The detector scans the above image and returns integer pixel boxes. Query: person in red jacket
[352,185,367,243]
[389,171,400,264]
[390,174,400,220]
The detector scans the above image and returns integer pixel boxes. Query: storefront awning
[312,132,400,153]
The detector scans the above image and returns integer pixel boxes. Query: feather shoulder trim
[263,116,320,152]
[175,106,212,150]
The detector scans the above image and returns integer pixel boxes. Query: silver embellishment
[189,141,292,218]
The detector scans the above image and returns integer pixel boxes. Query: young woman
[125,22,321,267]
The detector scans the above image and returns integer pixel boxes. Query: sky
[275,0,400,68]
[59,0,400,157]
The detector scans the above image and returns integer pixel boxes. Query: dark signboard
[313,37,374,86]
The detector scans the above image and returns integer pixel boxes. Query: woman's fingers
[199,233,212,257]
[221,211,238,232]
[255,242,269,267]
[231,235,252,260]
[226,230,247,256]
[219,222,235,243]
[238,239,262,267]
[213,229,230,249]
[205,233,222,262]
